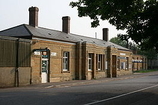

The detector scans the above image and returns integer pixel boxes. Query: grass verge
[134,69,158,73]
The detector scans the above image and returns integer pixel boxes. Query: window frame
[126,57,129,70]
[88,53,93,71]
[97,54,102,70]
[62,51,70,72]
[96,54,105,71]
[120,62,126,70]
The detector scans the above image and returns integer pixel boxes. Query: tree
[110,36,157,69]
[70,0,158,51]
[138,48,158,69]
[110,36,137,50]
[110,37,127,48]
[117,34,130,48]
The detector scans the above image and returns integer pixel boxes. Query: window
[117,57,120,70]
[88,53,93,71]
[126,57,129,70]
[63,52,69,71]
[119,57,128,70]
[96,54,105,71]
[121,62,126,69]
[97,55,102,70]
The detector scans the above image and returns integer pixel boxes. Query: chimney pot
[28,6,39,27]
[62,16,70,33]
[103,28,109,41]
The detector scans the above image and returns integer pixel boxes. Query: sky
[0,0,126,40]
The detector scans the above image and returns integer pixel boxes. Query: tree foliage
[110,37,127,48]
[110,36,158,61]
[70,0,158,51]
[110,36,137,50]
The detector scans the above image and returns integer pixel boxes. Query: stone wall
[31,39,76,83]
[132,54,147,71]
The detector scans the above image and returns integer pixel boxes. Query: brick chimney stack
[103,28,109,41]
[28,7,39,27]
[62,16,70,33]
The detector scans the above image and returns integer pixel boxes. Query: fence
[0,36,31,87]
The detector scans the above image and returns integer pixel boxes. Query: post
[15,38,19,87]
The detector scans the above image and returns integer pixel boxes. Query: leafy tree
[70,0,158,51]
[110,36,137,50]
[110,37,127,48]
[117,34,130,48]
[110,36,157,68]
[138,48,158,69]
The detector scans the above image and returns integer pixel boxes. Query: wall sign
[120,53,126,56]
[42,51,48,58]
[34,51,40,55]
[132,59,143,63]
[118,56,126,59]
[51,52,57,56]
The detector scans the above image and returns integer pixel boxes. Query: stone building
[0,7,147,86]
[132,54,147,71]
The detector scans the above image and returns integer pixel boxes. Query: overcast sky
[0,0,126,40]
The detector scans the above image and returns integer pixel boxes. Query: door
[112,55,117,77]
[87,53,94,80]
[41,59,48,83]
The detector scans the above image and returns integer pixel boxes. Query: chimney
[28,6,39,27]
[62,16,70,33]
[103,28,109,41]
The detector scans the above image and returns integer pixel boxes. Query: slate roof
[0,24,130,51]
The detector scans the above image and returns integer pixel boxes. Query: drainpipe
[15,38,19,87]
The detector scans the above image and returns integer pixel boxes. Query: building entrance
[41,59,48,83]
[112,55,117,77]
[41,50,49,83]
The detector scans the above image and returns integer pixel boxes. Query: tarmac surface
[28,71,158,89]
[1,71,158,105]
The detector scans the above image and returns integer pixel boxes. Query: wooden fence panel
[0,36,31,67]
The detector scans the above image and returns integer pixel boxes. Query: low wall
[96,71,107,79]
[0,67,31,87]
[117,70,133,77]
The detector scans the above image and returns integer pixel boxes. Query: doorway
[41,50,49,83]
[112,55,117,77]
[41,59,48,83]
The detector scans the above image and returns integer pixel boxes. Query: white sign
[34,51,40,55]
[120,53,126,56]
[51,52,57,56]
[132,59,142,63]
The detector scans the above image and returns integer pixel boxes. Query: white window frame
[97,54,102,70]
[88,53,93,71]
[121,62,126,69]
[63,51,69,71]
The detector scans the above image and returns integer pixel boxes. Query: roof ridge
[36,25,63,33]
[24,24,107,43]
[0,24,32,37]
[0,24,130,51]
[0,24,26,32]
[23,24,33,36]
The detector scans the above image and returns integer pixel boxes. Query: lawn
[134,69,158,73]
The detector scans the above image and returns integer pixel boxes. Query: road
[0,73,158,105]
